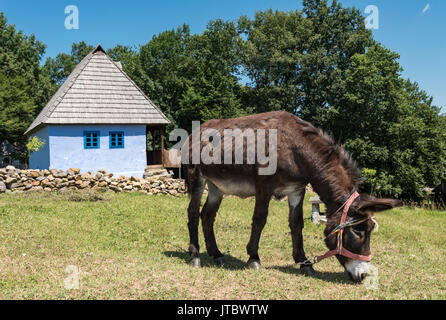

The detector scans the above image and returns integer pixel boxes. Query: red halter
[302,191,372,266]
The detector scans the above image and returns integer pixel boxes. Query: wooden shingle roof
[25,45,170,135]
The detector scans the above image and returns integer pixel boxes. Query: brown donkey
[184,111,402,282]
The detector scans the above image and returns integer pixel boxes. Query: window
[84,131,100,149]
[109,131,124,149]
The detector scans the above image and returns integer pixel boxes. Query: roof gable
[25,45,170,135]
[1,140,21,156]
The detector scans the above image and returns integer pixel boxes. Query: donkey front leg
[246,188,273,269]
[288,189,315,276]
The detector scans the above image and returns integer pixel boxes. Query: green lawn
[0,191,445,299]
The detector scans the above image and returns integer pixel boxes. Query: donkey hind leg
[200,181,224,266]
[246,187,273,270]
[288,189,315,276]
[187,167,204,268]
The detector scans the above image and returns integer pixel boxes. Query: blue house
[25,45,170,177]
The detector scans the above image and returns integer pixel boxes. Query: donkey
[183,111,402,282]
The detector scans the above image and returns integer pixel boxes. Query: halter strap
[300,191,372,266]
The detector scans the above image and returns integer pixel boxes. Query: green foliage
[338,46,446,200]
[26,136,45,154]
[238,0,373,125]
[0,74,36,144]
[361,168,401,198]
[0,12,53,145]
[176,20,249,129]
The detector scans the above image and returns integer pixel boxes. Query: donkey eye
[351,227,365,238]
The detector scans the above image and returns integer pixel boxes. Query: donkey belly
[273,183,306,199]
[204,176,304,199]
[205,177,256,198]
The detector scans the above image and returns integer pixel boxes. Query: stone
[132,182,141,188]
[109,185,121,192]
[29,171,40,178]
[32,181,41,186]
[81,182,90,189]
[70,168,80,174]
[0,181,6,193]
[5,177,17,184]
[10,182,23,189]
[57,182,68,188]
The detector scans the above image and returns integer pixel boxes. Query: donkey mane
[294,116,360,201]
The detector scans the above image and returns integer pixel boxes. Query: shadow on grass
[163,250,247,270]
[164,251,351,284]
[268,264,351,284]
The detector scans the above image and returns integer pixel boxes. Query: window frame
[109,131,125,149]
[83,131,100,149]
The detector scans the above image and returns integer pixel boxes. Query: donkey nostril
[360,273,368,281]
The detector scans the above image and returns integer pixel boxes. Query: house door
[147,127,164,166]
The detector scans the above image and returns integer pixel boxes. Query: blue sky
[1,0,444,112]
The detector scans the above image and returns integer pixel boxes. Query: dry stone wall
[0,166,186,196]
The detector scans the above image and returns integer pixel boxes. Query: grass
[0,190,445,300]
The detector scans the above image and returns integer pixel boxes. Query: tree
[329,44,446,200]
[176,20,248,130]
[238,0,373,127]
[26,136,46,154]
[0,12,52,145]
[0,74,36,144]
[238,9,312,114]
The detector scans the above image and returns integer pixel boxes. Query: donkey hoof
[248,260,261,270]
[300,265,315,276]
[214,256,225,267]
[189,258,201,268]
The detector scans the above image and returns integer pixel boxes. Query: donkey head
[325,194,403,282]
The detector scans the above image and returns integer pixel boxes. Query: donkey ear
[358,197,403,214]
